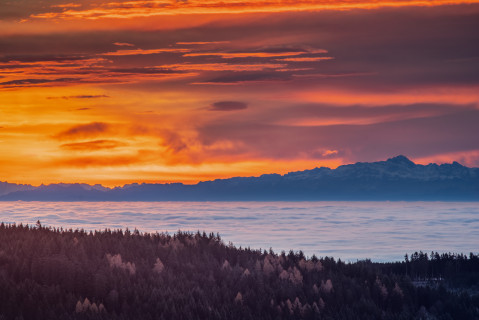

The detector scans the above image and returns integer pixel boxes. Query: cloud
[159,130,188,153]
[72,95,109,99]
[60,140,125,151]
[197,106,479,162]
[27,0,479,21]
[0,78,77,88]
[4,6,477,91]
[200,72,293,84]
[0,55,89,63]
[58,155,139,167]
[257,103,478,126]
[113,42,135,47]
[109,67,179,74]
[0,79,54,86]
[48,95,110,100]
[210,101,248,111]
[276,57,334,62]
[183,49,327,59]
[56,122,110,140]
[322,150,339,157]
[162,63,286,73]
[1,2,479,185]
[0,52,192,88]
[51,3,82,9]
[176,41,231,45]
[100,48,189,56]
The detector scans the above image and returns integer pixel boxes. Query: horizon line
[1,155,472,189]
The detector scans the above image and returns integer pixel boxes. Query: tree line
[0,222,477,319]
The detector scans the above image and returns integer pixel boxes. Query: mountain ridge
[1,156,478,201]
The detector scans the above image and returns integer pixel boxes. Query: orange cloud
[51,3,82,8]
[101,48,190,56]
[276,57,334,62]
[183,49,328,59]
[29,0,479,20]
[176,41,231,45]
[60,139,126,151]
[57,155,140,167]
[113,42,135,47]
[159,130,188,153]
[163,62,286,72]
[322,149,339,156]
[55,122,110,140]
[0,55,199,89]
[0,57,110,89]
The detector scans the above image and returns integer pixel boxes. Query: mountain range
[1,156,478,201]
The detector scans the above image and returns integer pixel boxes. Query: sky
[1,0,479,186]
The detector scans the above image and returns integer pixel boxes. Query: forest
[0,222,478,319]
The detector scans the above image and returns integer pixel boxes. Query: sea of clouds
[0,201,477,261]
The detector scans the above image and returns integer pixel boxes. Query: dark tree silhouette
[0,222,477,319]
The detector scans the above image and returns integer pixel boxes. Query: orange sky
[1,0,478,186]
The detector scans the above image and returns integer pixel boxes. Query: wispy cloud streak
[29,0,479,20]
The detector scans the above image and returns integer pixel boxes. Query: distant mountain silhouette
[1,156,478,201]
[0,181,35,196]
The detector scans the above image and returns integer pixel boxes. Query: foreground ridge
[0,223,478,319]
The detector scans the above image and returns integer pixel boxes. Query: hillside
[0,223,478,319]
